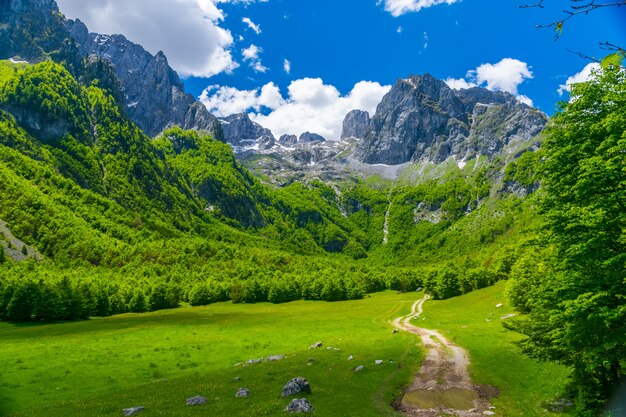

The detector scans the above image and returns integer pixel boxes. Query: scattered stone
[375,360,383,365]
[236,388,249,398]
[122,406,145,416]
[267,354,285,361]
[416,287,423,292]
[246,358,263,365]
[285,398,313,413]
[281,377,312,397]
[495,303,503,308]
[483,411,496,416]
[233,362,242,367]
[500,314,517,320]
[392,328,399,334]
[542,398,574,412]
[186,395,208,406]
[309,342,323,349]
[347,355,354,361]
[306,358,317,363]
[233,376,241,381]
[354,365,365,372]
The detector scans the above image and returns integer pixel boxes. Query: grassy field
[0,291,422,417]
[418,281,573,416]
[0,284,574,417]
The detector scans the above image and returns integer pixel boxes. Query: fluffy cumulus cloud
[557,63,601,95]
[381,0,459,17]
[200,79,391,140]
[242,17,261,35]
[283,59,291,74]
[444,58,534,105]
[242,44,268,73]
[56,0,271,77]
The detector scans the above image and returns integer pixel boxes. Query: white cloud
[423,31,429,49]
[445,58,535,105]
[381,0,459,17]
[283,59,291,74]
[472,58,533,95]
[444,77,477,90]
[516,95,533,106]
[56,0,244,77]
[200,79,391,140]
[557,63,600,95]
[397,26,403,34]
[242,44,268,73]
[242,17,261,35]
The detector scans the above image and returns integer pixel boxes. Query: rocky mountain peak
[341,110,370,140]
[219,113,275,149]
[8,0,58,13]
[299,132,326,143]
[354,73,547,165]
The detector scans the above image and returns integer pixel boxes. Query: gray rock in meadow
[186,395,208,406]
[281,377,312,397]
[246,358,263,365]
[285,398,314,413]
[122,406,145,416]
[232,376,241,381]
[236,388,250,397]
[375,360,384,365]
[347,355,354,361]
[392,328,399,334]
[309,342,323,349]
[354,365,365,372]
[266,354,285,361]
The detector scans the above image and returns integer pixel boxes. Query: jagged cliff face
[219,113,275,148]
[66,19,223,139]
[0,0,82,72]
[354,74,547,165]
[341,110,370,140]
[0,0,222,140]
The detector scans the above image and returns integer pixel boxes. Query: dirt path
[392,295,497,417]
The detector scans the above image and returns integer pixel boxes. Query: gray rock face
[122,406,145,416]
[219,113,275,147]
[279,134,298,147]
[281,377,312,397]
[355,74,547,164]
[341,110,370,140]
[299,132,326,143]
[65,19,223,139]
[285,398,313,414]
[186,395,208,406]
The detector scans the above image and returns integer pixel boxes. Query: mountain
[341,109,370,140]
[219,113,275,149]
[354,74,547,165]
[0,0,223,140]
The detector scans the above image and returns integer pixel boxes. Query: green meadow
[0,284,573,417]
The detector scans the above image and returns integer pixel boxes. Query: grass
[0,283,575,417]
[417,281,573,416]
[0,291,422,417]
[0,60,26,90]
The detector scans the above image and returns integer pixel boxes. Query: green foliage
[507,64,626,415]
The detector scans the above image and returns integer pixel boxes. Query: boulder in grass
[186,395,208,406]
[285,398,313,413]
[309,342,323,349]
[375,360,383,365]
[281,377,312,397]
[123,406,145,416]
[236,388,250,397]
[354,365,365,372]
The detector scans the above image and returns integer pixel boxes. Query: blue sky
[58,0,625,139]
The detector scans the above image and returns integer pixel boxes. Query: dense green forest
[0,55,623,416]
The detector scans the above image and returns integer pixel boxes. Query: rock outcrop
[299,132,326,143]
[66,19,223,139]
[281,377,312,397]
[219,113,275,148]
[279,134,298,147]
[341,110,370,139]
[354,74,547,165]
[285,398,313,413]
